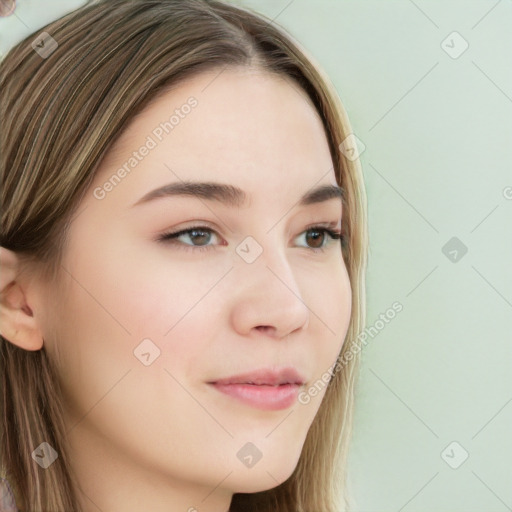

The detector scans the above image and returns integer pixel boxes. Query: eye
[156,223,346,254]
[158,226,220,253]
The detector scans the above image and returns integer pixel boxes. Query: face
[36,67,352,508]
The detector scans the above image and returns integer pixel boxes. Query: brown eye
[296,227,342,253]
[305,228,327,249]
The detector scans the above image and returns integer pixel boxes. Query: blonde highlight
[0,1,368,510]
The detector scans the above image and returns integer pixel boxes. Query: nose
[229,245,310,339]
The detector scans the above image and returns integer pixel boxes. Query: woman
[0,0,368,510]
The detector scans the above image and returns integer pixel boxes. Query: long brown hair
[0,1,368,510]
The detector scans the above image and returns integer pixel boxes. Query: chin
[229,459,298,494]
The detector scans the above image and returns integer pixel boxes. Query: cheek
[306,257,352,359]
[110,257,227,370]
[47,248,230,457]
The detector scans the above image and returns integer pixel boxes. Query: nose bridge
[230,231,310,336]
[236,230,297,291]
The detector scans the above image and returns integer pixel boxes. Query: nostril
[256,326,273,333]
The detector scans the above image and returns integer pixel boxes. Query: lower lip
[210,383,301,411]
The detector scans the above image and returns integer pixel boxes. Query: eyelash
[156,224,346,254]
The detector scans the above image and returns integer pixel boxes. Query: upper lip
[209,367,306,386]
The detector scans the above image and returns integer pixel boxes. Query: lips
[208,367,307,411]
[209,367,306,387]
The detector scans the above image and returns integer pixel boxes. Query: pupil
[307,230,323,248]
[191,230,210,246]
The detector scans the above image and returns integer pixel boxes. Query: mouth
[207,367,306,411]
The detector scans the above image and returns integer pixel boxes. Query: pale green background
[1,1,511,511]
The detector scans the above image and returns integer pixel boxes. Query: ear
[0,247,43,351]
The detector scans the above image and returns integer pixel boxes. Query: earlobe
[0,247,44,351]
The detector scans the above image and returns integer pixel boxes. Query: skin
[0,67,352,512]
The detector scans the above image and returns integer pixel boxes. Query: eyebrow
[131,181,345,209]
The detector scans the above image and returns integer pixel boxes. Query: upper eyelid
[169,215,341,230]
[159,219,342,237]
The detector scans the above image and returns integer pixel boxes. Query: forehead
[91,67,336,206]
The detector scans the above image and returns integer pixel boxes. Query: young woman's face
[38,67,352,510]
